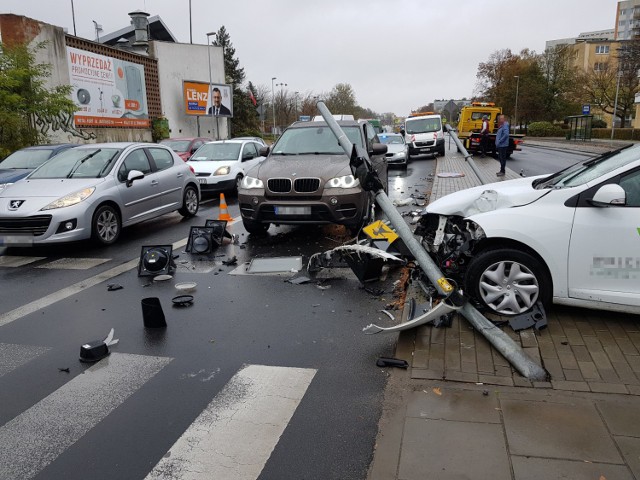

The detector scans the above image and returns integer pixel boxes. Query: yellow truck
[456,102,524,157]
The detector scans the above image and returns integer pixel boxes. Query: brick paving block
[533,381,553,388]
[430,327,446,344]
[411,369,444,380]
[598,331,618,347]
[415,325,431,337]
[604,344,628,364]
[551,380,591,392]
[542,358,565,379]
[494,365,513,377]
[444,369,479,383]
[548,319,566,337]
[588,317,609,331]
[558,351,579,370]
[412,350,430,369]
[476,341,496,374]
[598,369,622,384]
[444,345,461,371]
[575,320,596,337]
[578,361,602,381]
[564,369,585,382]
[583,336,605,353]
[588,382,629,394]
[461,361,478,374]
[571,345,592,363]
[523,347,542,366]
[627,385,640,395]
[591,350,615,372]
[615,337,640,356]
[414,334,432,351]
[478,374,514,387]
[538,343,559,361]
[492,350,511,368]
[564,328,585,346]
[608,321,631,339]
[611,362,640,385]
[519,330,539,348]
[628,332,640,347]
[621,319,640,333]
[627,355,640,374]
[513,376,533,387]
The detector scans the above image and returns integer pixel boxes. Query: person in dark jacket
[495,114,510,176]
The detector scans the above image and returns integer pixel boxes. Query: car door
[568,168,640,307]
[239,142,261,175]
[115,148,157,224]
[364,123,388,192]
[146,147,183,212]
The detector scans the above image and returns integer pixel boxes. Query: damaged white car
[417,144,640,316]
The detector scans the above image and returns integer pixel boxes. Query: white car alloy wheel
[179,186,199,217]
[92,205,121,245]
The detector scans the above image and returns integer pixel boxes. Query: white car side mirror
[590,184,626,207]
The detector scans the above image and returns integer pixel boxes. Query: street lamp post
[271,77,277,135]
[206,32,218,139]
[294,91,299,121]
[612,70,623,143]
[70,0,77,36]
[513,75,520,134]
[276,82,287,128]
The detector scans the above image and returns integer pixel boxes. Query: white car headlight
[0,182,13,191]
[214,166,230,176]
[241,176,264,189]
[41,187,95,210]
[326,175,359,189]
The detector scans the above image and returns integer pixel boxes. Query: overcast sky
[4,0,618,116]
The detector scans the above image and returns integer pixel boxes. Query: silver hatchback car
[0,143,201,246]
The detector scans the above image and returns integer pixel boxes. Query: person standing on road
[495,114,510,177]
[480,114,490,157]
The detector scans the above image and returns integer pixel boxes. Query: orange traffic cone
[218,193,233,222]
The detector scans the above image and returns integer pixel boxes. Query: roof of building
[99,15,177,45]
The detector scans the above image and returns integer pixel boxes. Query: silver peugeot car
[0,143,200,246]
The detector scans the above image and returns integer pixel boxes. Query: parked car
[238,118,388,234]
[187,139,266,194]
[160,137,211,161]
[0,143,200,246]
[378,133,408,168]
[0,144,77,191]
[417,144,640,316]
[233,136,267,147]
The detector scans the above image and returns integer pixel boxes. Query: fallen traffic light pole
[316,101,547,381]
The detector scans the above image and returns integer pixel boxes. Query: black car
[0,144,77,190]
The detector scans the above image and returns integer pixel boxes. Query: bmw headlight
[326,175,359,189]
[241,176,264,189]
[41,187,95,210]
[214,166,231,176]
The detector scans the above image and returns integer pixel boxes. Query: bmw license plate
[198,178,207,184]
[275,206,311,215]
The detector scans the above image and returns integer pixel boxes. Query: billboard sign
[183,81,233,118]
[66,47,149,128]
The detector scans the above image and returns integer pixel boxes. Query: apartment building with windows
[615,0,640,40]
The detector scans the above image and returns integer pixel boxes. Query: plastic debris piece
[433,387,442,396]
[380,310,395,321]
[437,172,465,178]
[508,302,547,332]
[286,275,311,285]
[58,367,70,373]
[376,357,409,369]
[172,295,194,307]
[222,256,238,266]
[363,297,462,334]
[107,283,123,291]
[393,197,413,207]
[79,328,118,363]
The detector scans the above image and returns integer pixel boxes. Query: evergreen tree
[213,27,260,136]
[0,41,77,158]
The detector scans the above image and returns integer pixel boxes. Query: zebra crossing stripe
[146,364,316,480]
[0,343,50,377]
[0,352,172,480]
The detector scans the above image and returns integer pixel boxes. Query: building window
[595,45,610,54]
[594,62,608,72]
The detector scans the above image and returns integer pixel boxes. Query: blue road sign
[582,104,591,115]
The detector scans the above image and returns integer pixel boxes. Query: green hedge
[527,121,564,137]
[591,128,640,140]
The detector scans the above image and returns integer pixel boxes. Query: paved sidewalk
[368,145,640,480]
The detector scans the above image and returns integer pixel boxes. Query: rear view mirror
[588,184,626,207]
[259,146,270,157]
[126,169,144,187]
[371,143,388,156]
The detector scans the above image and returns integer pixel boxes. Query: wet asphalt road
[0,158,435,480]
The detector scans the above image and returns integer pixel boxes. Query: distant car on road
[160,137,212,161]
[378,133,408,168]
[238,118,388,234]
[0,143,200,246]
[187,139,266,195]
[419,144,640,316]
[0,144,77,191]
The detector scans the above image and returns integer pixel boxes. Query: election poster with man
[183,81,233,118]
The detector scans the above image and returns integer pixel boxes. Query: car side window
[148,148,174,171]
[117,149,152,182]
[242,143,257,161]
[619,169,640,207]
[365,123,377,149]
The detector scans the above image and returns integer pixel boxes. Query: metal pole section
[271,77,277,135]
[514,75,519,134]
[70,0,77,36]
[444,124,487,186]
[317,101,547,381]
[206,32,215,139]
[189,0,193,44]
[611,70,622,143]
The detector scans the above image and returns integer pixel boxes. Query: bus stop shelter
[566,115,593,141]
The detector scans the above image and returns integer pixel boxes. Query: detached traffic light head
[138,245,175,277]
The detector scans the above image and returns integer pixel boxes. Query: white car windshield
[190,143,241,161]
[29,148,122,179]
[378,135,404,145]
[272,126,361,155]
[1,149,53,169]
[535,144,637,189]
[161,140,192,152]
[406,118,441,134]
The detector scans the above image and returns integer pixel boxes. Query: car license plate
[198,178,207,184]
[420,148,432,152]
[275,206,311,215]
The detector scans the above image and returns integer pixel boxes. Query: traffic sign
[363,220,398,243]
[582,104,591,115]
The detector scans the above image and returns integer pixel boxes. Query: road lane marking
[146,364,316,480]
[0,216,242,327]
[0,352,172,480]
[35,257,111,270]
[0,256,46,267]
[0,343,50,377]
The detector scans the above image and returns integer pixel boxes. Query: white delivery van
[403,112,445,159]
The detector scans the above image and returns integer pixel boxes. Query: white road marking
[0,352,172,480]
[0,256,46,267]
[146,364,316,480]
[0,216,241,327]
[0,343,50,377]
[35,257,111,270]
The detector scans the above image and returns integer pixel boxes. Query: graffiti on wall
[34,111,97,140]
